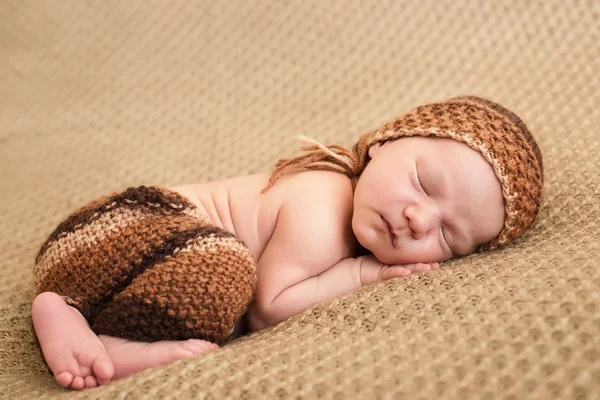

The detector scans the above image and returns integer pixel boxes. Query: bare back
[170,171,359,278]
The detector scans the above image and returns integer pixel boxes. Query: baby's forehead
[400,137,497,181]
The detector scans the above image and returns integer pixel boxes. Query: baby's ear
[368,142,383,158]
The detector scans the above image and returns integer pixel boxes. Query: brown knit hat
[34,186,257,343]
[264,96,544,250]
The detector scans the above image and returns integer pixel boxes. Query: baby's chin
[371,247,447,265]
[368,248,414,265]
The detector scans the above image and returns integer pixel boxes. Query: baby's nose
[404,202,441,238]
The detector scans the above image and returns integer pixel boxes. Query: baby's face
[352,136,505,264]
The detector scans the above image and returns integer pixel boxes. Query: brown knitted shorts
[33,186,257,344]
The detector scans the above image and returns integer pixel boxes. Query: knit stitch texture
[34,186,257,343]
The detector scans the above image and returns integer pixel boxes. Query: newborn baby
[31,96,543,389]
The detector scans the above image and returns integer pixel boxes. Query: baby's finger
[397,262,439,273]
[409,263,431,272]
[380,265,411,280]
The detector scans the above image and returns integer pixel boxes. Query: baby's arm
[248,254,435,331]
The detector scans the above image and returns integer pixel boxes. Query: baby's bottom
[32,186,257,388]
[34,185,256,343]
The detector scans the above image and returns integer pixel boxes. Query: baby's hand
[358,255,439,287]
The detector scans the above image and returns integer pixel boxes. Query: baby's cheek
[351,211,373,244]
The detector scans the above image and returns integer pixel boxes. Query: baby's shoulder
[271,170,354,211]
[266,171,356,247]
[259,170,357,264]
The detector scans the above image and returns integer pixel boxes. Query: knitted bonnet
[264,96,544,250]
[34,186,257,343]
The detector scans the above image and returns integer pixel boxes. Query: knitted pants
[33,186,257,344]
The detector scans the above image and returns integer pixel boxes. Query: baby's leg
[32,292,217,389]
[32,185,255,388]
[34,185,256,344]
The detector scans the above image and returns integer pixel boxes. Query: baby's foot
[32,292,114,389]
[99,335,218,380]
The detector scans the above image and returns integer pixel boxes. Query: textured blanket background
[1,1,599,398]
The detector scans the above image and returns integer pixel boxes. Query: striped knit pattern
[33,186,257,344]
[266,96,544,251]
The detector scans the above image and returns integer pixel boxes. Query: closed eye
[415,164,428,196]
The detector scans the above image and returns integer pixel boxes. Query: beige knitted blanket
[1,1,598,398]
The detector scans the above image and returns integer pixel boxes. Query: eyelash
[415,168,428,196]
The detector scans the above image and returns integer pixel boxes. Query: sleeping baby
[31,96,544,389]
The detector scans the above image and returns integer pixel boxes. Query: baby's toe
[97,377,112,386]
[70,376,85,390]
[85,375,98,388]
[55,371,74,387]
[180,339,218,354]
[92,352,114,383]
